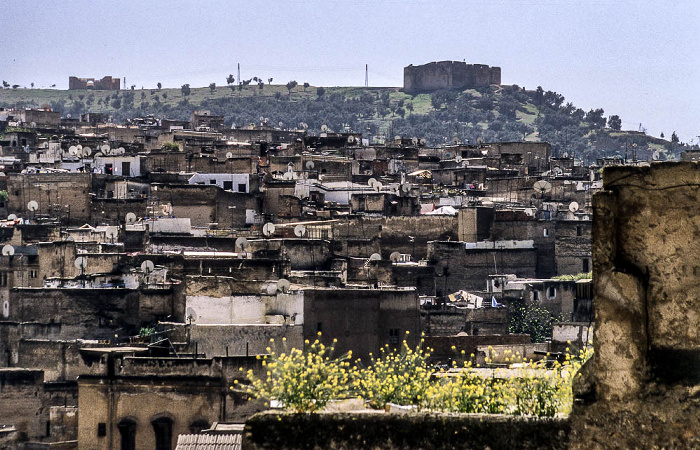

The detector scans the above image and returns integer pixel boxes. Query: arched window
[546,286,557,300]
[117,418,137,450]
[151,417,173,450]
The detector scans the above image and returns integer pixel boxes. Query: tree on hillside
[268,77,273,85]
[303,82,310,91]
[258,81,264,92]
[12,84,19,89]
[209,83,216,93]
[608,115,622,131]
[316,87,325,98]
[286,80,298,95]
[1,81,8,88]
[275,91,282,101]
[157,82,162,90]
[227,74,235,86]
[671,131,679,144]
[585,108,606,129]
[660,132,665,139]
[181,84,191,97]
[30,82,34,88]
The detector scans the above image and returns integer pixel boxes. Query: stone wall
[404,61,501,93]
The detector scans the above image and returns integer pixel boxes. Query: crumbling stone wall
[404,61,501,93]
[569,162,700,449]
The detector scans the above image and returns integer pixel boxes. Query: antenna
[401,182,411,194]
[101,144,110,154]
[411,137,418,146]
[83,146,92,156]
[235,237,249,251]
[68,146,78,156]
[27,200,39,212]
[455,155,463,164]
[141,260,155,274]
[373,181,383,192]
[125,212,137,224]
[186,306,198,323]
[524,208,535,216]
[294,224,306,237]
[2,245,15,256]
[568,202,579,213]
[262,222,276,237]
[226,152,233,159]
[321,124,328,132]
[277,278,290,293]
[105,226,118,242]
[389,251,401,263]
[533,180,552,194]
[369,253,381,261]
[368,178,377,188]
[305,161,315,170]
[347,135,355,144]
[365,63,368,87]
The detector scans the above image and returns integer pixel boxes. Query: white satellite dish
[277,278,290,293]
[100,144,110,153]
[373,182,383,192]
[305,161,315,170]
[533,180,552,194]
[347,135,355,144]
[369,253,381,261]
[2,245,15,256]
[41,142,49,149]
[262,222,276,237]
[68,146,78,156]
[235,237,250,251]
[552,166,564,176]
[105,226,118,240]
[117,147,125,155]
[94,152,103,158]
[141,260,155,274]
[652,150,660,161]
[282,172,294,180]
[294,224,306,237]
[76,144,82,151]
[321,124,328,132]
[7,214,17,221]
[125,212,137,224]
[401,183,411,193]
[524,208,535,216]
[389,252,401,263]
[411,137,418,145]
[419,138,426,146]
[368,178,377,188]
[455,155,463,163]
[186,307,198,322]
[83,147,92,156]
[569,202,579,213]
[27,200,39,212]
[74,256,88,270]
[226,152,233,159]
[476,137,484,145]
[265,283,277,295]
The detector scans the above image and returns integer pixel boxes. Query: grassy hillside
[0,83,684,160]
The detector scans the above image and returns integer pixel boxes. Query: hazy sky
[1,0,698,141]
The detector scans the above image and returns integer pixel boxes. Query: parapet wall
[404,61,501,93]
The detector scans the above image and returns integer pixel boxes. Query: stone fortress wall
[404,61,501,93]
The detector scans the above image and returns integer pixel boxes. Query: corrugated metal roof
[175,433,241,450]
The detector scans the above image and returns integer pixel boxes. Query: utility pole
[365,64,368,87]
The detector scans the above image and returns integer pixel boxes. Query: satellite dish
[419,138,426,146]
[117,147,125,155]
[41,142,49,149]
[100,144,110,153]
[83,146,92,156]
[235,237,250,251]
[226,152,233,159]
[369,253,381,261]
[476,137,484,145]
[68,146,78,156]
[262,222,276,237]
[76,144,83,151]
[186,307,198,322]
[279,121,283,128]
[7,214,17,221]
[368,178,377,188]
[105,226,118,240]
[389,252,401,263]
[569,202,579,213]
[305,161,315,170]
[74,256,88,270]
[94,152,103,158]
[652,150,660,161]
[411,137,418,145]
[533,180,552,194]
[347,135,355,144]
[265,282,277,295]
[294,224,306,237]
[401,183,411,193]
[125,212,137,224]
[455,155,463,163]
[552,166,564,176]
[277,278,290,293]
[27,200,39,212]
[373,182,383,192]
[524,208,535,216]
[321,124,328,132]
[282,172,294,180]
[2,245,15,256]
[141,260,155,274]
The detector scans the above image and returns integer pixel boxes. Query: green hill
[0,83,684,160]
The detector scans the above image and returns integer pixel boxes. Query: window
[0,273,7,287]
[582,258,589,273]
[29,269,38,278]
[317,322,323,333]
[97,423,107,437]
[389,328,400,345]
[238,183,246,193]
[576,226,582,236]
[105,164,113,175]
[151,417,173,450]
[210,179,217,185]
[543,228,549,237]
[118,419,137,450]
[546,286,557,300]
[533,290,540,301]
[121,161,131,176]
[223,181,233,191]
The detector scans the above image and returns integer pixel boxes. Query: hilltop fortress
[404,61,501,93]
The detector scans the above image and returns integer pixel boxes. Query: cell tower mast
[365,64,368,87]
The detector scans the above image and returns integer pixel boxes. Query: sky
[1,0,698,142]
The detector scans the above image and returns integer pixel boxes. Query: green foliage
[161,142,180,151]
[139,326,156,337]
[608,114,622,131]
[0,190,8,202]
[181,84,191,97]
[508,299,562,342]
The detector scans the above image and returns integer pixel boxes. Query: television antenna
[568,201,579,213]
[389,251,401,263]
[75,256,88,286]
[277,278,290,293]
[141,260,155,274]
[2,245,15,256]
[533,180,552,194]
[27,200,39,213]
[401,183,411,194]
[262,222,276,237]
[105,226,118,242]
[294,224,306,237]
[235,237,250,252]
[455,155,463,164]
[125,212,137,224]
[411,137,418,145]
